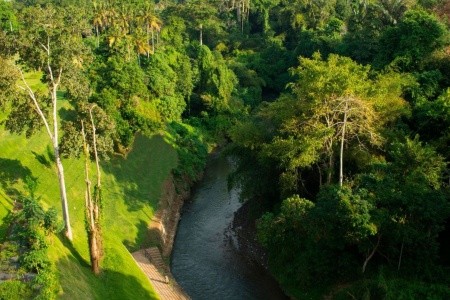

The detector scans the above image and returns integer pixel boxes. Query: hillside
[0,120,177,298]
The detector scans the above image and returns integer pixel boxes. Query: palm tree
[92,2,105,47]
[139,4,162,55]
[132,28,151,64]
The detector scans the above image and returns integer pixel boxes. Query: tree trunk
[55,150,72,241]
[17,39,73,241]
[199,24,203,46]
[51,74,73,241]
[326,139,334,184]
[89,107,102,223]
[82,120,102,275]
[339,100,348,187]
[151,28,155,54]
[362,234,381,273]
[397,239,404,271]
[146,25,150,58]
[95,26,99,47]
[317,163,323,187]
[89,228,100,274]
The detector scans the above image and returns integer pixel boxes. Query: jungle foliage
[1,0,450,298]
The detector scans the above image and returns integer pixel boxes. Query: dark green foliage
[0,181,61,300]
[357,138,450,273]
[0,1,17,32]
[192,45,237,114]
[376,9,446,70]
[335,270,450,300]
[258,187,376,289]
[3,0,450,298]
[166,122,208,182]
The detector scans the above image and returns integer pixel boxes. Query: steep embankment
[0,118,178,299]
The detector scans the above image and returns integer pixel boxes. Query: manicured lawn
[0,113,177,299]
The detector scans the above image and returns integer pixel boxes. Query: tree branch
[16,67,54,142]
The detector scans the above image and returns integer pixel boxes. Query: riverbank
[232,200,270,270]
[149,174,191,257]
[141,173,193,298]
[171,154,288,300]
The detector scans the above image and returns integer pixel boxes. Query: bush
[1,192,61,300]
[0,281,33,300]
[166,121,208,182]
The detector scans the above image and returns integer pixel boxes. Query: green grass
[0,108,177,300]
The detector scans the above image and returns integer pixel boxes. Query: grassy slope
[0,74,178,298]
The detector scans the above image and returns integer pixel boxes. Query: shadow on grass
[31,151,52,168]
[0,209,13,241]
[56,255,157,300]
[98,269,156,300]
[59,107,77,123]
[0,158,33,198]
[57,234,90,269]
[101,135,176,213]
[123,219,161,252]
[123,220,148,252]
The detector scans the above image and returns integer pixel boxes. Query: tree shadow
[101,135,175,213]
[59,106,77,122]
[0,208,13,241]
[56,256,158,300]
[122,219,156,252]
[31,151,51,169]
[57,234,90,268]
[98,269,157,300]
[0,158,33,198]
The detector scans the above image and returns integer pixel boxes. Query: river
[171,154,288,300]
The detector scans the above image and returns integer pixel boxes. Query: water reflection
[171,155,287,300]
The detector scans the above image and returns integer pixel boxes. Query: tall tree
[0,4,90,240]
[234,53,405,195]
[81,105,103,275]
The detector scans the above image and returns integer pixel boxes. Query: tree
[357,137,449,273]
[138,3,162,55]
[376,9,446,70]
[231,53,407,197]
[0,4,91,240]
[264,53,384,189]
[258,187,376,289]
[81,106,103,275]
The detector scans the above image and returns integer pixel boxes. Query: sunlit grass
[0,89,177,299]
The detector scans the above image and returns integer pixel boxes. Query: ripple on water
[171,155,288,300]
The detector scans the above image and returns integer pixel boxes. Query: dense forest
[1,0,450,298]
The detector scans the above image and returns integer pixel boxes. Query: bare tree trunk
[81,120,101,275]
[363,234,381,273]
[49,64,73,241]
[199,24,203,46]
[55,148,73,241]
[317,163,323,187]
[339,101,348,187]
[151,28,155,54]
[397,239,404,271]
[95,26,99,47]
[241,2,244,33]
[326,139,334,184]
[89,107,102,223]
[16,35,74,241]
[146,25,150,58]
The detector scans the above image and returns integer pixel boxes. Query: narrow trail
[132,247,189,300]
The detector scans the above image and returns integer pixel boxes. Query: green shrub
[0,281,33,300]
[2,192,61,300]
[166,121,208,182]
